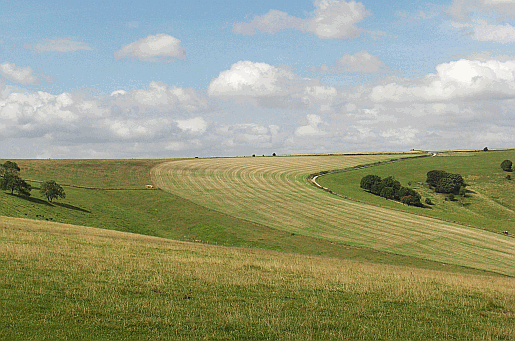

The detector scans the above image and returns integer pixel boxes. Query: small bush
[507,174,511,180]
[448,193,455,201]
[425,198,433,205]
[501,160,513,172]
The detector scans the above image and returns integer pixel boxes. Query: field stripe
[151,155,515,276]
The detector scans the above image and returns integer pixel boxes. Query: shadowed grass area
[1,217,513,341]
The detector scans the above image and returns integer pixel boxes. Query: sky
[2,0,515,158]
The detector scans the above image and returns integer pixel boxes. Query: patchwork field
[152,154,515,276]
[1,216,513,340]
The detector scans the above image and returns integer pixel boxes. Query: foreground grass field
[317,149,515,235]
[152,154,515,276]
[1,216,514,340]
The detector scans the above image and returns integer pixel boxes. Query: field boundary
[25,179,158,191]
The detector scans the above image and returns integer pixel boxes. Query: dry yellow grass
[151,154,515,276]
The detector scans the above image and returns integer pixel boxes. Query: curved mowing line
[151,155,515,276]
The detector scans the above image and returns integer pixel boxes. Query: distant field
[1,216,513,340]
[317,149,515,234]
[152,154,515,276]
[2,157,477,272]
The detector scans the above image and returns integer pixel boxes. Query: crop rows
[151,155,515,276]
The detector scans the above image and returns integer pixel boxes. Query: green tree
[40,180,66,202]
[360,175,382,191]
[380,187,395,200]
[1,161,20,176]
[0,173,31,196]
[501,160,513,172]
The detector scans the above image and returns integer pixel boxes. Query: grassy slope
[152,154,515,276]
[317,149,515,234]
[1,216,514,341]
[0,158,480,274]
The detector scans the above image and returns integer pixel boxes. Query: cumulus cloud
[208,61,337,111]
[295,114,328,136]
[0,91,76,135]
[176,117,208,134]
[446,0,515,21]
[110,81,207,112]
[208,61,296,98]
[453,19,515,43]
[114,34,185,62]
[27,38,93,52]
[102,118,169,138]
[0,62,40,85]
[310,50,387,73]
[370,59,515,102]
[233,0,371,39]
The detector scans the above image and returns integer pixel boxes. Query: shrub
[501,160,513,172]
[448,193,455,201]
[427,170,465,194]
[484,147,489,151]
[507,174,511,180]
[425,198,433,205]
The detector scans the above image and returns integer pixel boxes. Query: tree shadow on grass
[7,193,54,207]
[5,193,91,213]
[53,202,91,213]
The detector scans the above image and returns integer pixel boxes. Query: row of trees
[0,161,65,202]
[360,175,423,207]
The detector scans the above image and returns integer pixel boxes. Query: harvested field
[152,154,515,276]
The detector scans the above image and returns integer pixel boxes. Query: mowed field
[152,154,515,276]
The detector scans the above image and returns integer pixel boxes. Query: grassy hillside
[1,216,514,341]
[1,158,478,273]
[317,149,515,235]
[152,154,515,276]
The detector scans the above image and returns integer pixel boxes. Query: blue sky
[2,0,515,158]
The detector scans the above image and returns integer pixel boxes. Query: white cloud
[233,0,371,39]
[176,117,208,134]
[453,19,515,43]
[446,0,515,21]
[0,91,77,131]
[295,114,328,136]
[28,38,93,52]
[370,59,515,102]
[110,81,207,112]
[114,34,185,62]
[102,118,168,138]
[310,50,387,73]
[0,62,40,85]
[208,61,296,98]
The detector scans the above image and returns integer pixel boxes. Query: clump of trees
[426,170,465,194]
[0,161,31,196]
[0,161,66,202]
[500,160,513,172]
[360,175,423,207]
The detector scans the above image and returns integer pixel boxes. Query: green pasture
[152,153,515,276]
[1,217,513,341]
[317,149,515,235]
